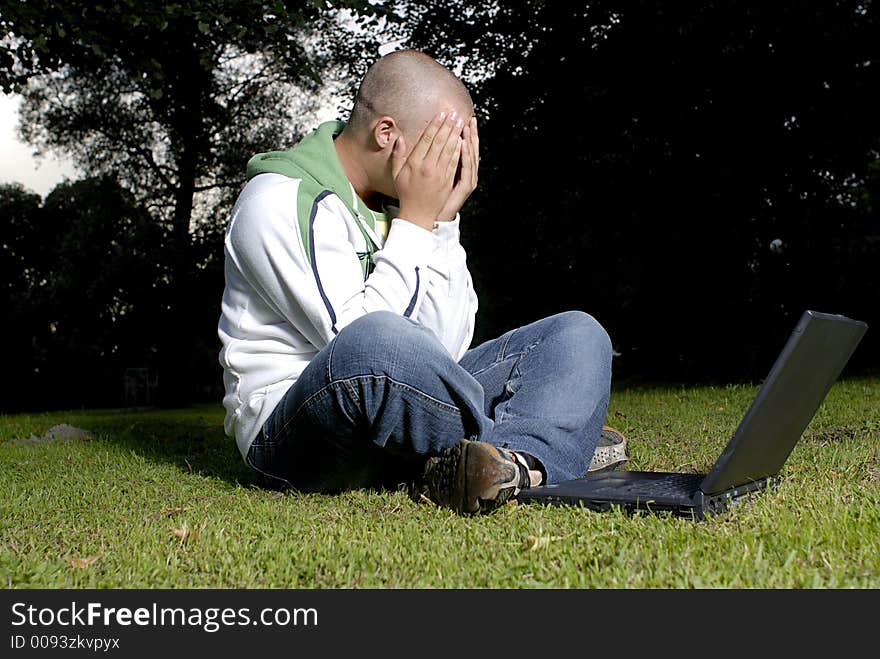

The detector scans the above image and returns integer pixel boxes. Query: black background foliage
[1,0,877,411]
[409,0,879,380]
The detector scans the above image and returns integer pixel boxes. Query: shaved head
[334,50,475,204]
[348,50,473,138]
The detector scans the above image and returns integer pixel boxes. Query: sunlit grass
[2,378,878,588]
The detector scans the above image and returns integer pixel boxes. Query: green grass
[2,378,879,588]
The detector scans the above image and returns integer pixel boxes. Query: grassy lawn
[2,378,878,588]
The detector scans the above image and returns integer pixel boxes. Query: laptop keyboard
[618,473,704,496]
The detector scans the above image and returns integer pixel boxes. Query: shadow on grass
[19,374,879,492]
[40,405,257,488]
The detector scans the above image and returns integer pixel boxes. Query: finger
[430,112,462,165]
[459,130,473,184]
[445,137,463,184]
[470,117,480,178]
[411,111,446,163]
[391,134,407,178]
[437,114,464,168]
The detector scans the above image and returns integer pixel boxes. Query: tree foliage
[405,0,880,378]
[1,1,877,411]
[1,0,392,403]
[0,178,164,409]
[2,1,388,226]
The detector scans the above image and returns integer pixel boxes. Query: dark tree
[1,0,392,403]
[405,0,880,379]
[0,183,45,410]
[0,178,163,410]
[0,183,42,304]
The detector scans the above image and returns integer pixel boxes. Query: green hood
[248,121,349,194]
[246,121,387,278]
[246,120,390,228]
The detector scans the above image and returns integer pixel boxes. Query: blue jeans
[246,310,612,492]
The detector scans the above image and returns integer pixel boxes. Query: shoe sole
[428,440,519,514]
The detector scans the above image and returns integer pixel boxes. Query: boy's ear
[372,116,397,150]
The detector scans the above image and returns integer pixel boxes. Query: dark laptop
[517,310,868,519]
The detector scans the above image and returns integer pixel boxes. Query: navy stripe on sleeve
[308,190,339,335]
[403,266,420,318]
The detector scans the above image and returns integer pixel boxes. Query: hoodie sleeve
[226,174,476,356]
[405,216,478,361]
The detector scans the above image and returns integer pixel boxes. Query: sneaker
[418,439,535,514]
[586,426,630,473]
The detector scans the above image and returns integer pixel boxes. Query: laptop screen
[699,311,867,495]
